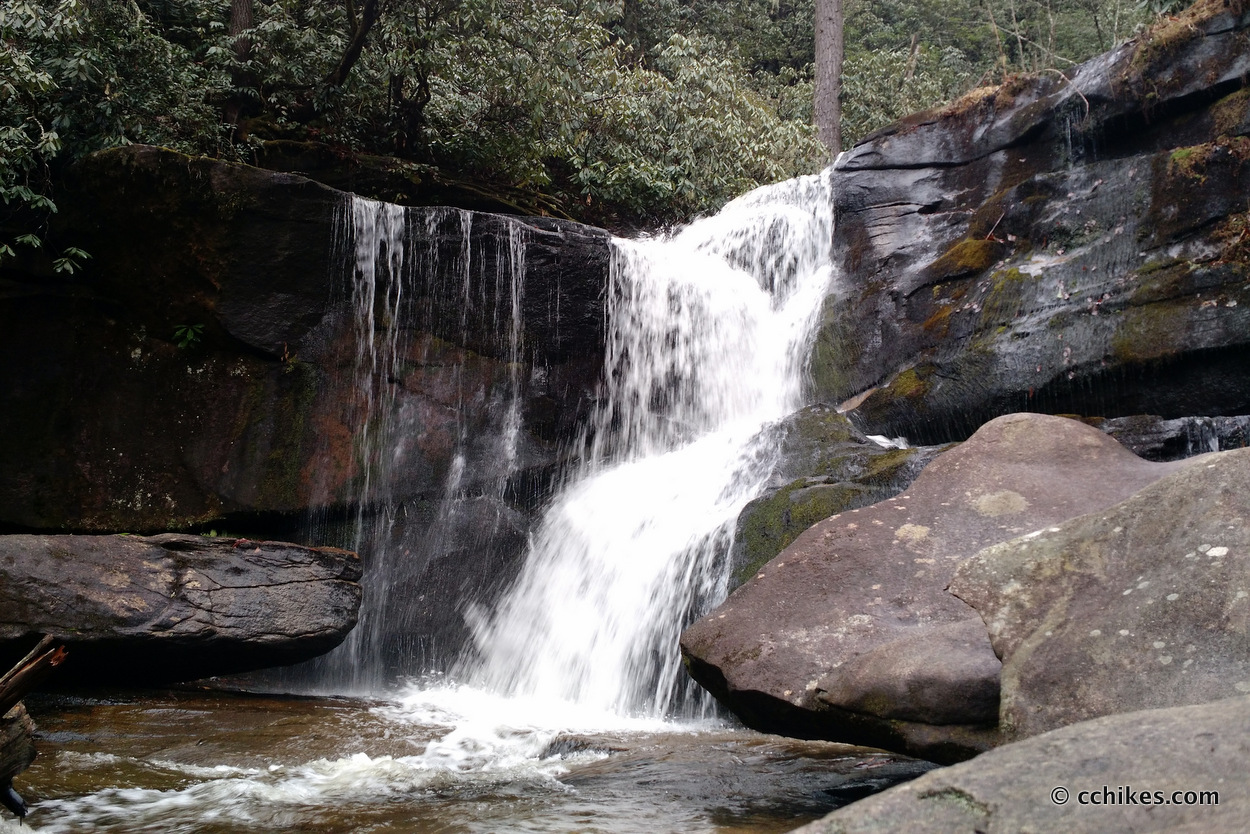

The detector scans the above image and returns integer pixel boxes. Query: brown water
[8,689,934,834]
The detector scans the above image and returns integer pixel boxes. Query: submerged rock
[816,0,1250,442]
[682,413,1195,762]
[794,695,1250,833]
[0,534,362,683]
[952,447,1250,740]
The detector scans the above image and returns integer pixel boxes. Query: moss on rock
[925,239,1008,283]
[735,479,873,587]
[1110,300,1192,363]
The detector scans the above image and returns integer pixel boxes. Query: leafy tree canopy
[1,0,1172,251]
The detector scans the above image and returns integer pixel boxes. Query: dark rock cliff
[814,0,1250,443]
[0,145,611,535]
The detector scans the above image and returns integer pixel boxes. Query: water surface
[13,688,933,833]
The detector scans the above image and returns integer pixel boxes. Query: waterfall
[462,172,834,717]
[313,198,532,692]
[317,170,833,715]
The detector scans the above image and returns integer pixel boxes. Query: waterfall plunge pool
[14,688,933,833]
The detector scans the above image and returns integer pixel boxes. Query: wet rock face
[1094,413,1250,461]
[794,695,1250,834]
[681,414,1194,762]
[0,145,611,533]
[0,534,362,684]
[951,447,1250,740]
[729,406,951,588]
[814,2,1250,442]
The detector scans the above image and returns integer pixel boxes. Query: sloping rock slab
[0,534,361,683]
[793,695,1250,834]
[682,413,1194,762]
[952,447,1250,740]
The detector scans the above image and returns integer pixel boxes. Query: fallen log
[0,635,67,821]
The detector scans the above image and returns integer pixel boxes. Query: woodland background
[2,0,1174,254]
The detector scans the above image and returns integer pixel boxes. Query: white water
[464,171,835,717]
[15,173,841,833]
[26,688,674,834]
[315,200,532,689]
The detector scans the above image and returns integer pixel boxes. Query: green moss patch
[1212,87,1250,138]
[734,480,873,587]
[980,267,1036,325]
[925,239,1008,283]
[890,367,931,400]
[1110,301,1192,363]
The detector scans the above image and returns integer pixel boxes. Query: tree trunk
[814,0,844,156]
[1,705,35,795]
[224,0,256,134]
[1,636,64,822]
[326,0,383,87]
[621,0,642,54]
[230,0,254,61]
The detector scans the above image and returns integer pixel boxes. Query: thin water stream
[8,172,938,832]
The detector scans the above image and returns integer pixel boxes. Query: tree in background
[813,0,843,155]
[0,0,1182,240]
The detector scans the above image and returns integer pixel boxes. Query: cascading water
[462,172,834,717]
[314,170,834,710]
[17,172,870,834]
[310,198,533,691]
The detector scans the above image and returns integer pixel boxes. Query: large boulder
[794,695,1250,834]
[0,534,362,683]
[681,413,1195,762]
[951,447,1250,740]
[814,0,1250,442]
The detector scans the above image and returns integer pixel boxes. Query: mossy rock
[1212,87,1250,137]
[924,239,1009,283]
[1111,298,1198,364]
[734,479,873,587]
[730,413,950,590]
[979,267,1037,325]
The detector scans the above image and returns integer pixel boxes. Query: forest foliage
[2,0,1171,251]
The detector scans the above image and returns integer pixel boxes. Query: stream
[15,689,931,833]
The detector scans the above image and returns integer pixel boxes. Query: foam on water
[24,686,693,833]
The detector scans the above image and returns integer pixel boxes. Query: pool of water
[8,688,934,833]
